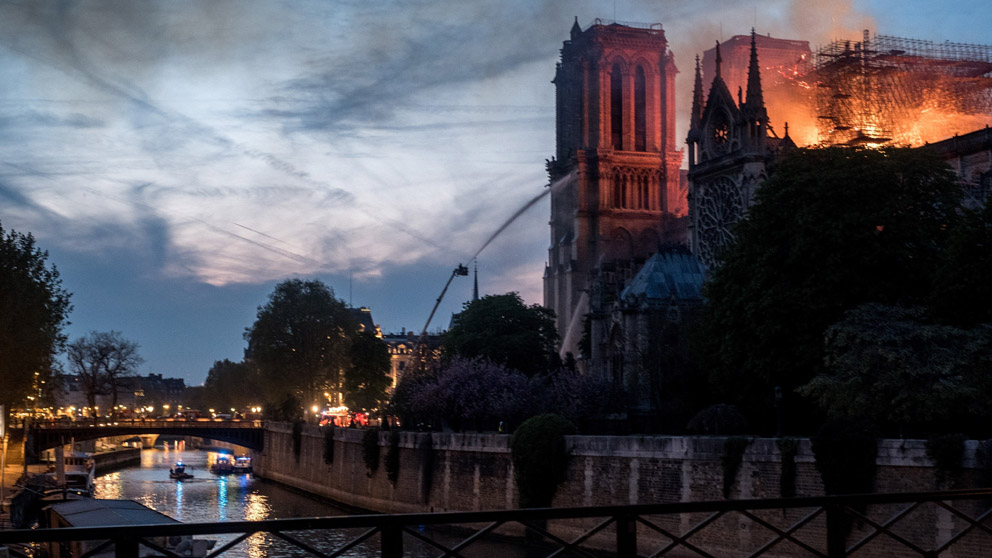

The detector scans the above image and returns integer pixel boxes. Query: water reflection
[95,449,353,558]
[94,448,533,558]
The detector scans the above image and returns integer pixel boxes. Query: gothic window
[641,174,650,209]
[613,169,622,208]
[657,171,667,213]
[635,67,646,151]
[611,63,624,149]
[696,176,746,267]
[621,173,628,208]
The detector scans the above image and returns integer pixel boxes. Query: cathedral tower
[688,31,794,268]
[545,19,685,357]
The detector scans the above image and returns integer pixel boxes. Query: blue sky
[1,0,989,386]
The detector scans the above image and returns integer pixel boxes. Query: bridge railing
[2,488,991,558]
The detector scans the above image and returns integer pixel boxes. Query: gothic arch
[634,66,647,151]
[606,227,634,262]
[609,60,626,149]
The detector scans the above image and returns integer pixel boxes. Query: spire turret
[690,54,704,131]
[714,40,722,79]
[745,29,764,109]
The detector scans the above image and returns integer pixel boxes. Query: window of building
[635,67,646,151]
[611,63,623,149]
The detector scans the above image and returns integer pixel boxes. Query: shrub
[362,427,381,476]
[510,414,576,508]
[926,433,967,487]
[722,437,752,498]
[385,430,401,485]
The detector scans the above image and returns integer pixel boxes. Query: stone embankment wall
[90,447,141,472]
[255,424,986,555]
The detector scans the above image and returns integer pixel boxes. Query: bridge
[25,419,265,455]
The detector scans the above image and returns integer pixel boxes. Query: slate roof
[620,251,705,304]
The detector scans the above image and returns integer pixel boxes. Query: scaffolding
[810,31,992,146]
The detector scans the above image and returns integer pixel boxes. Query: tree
[0,221,72,413]
[344,330,391,414]
[203,359,262,414]
[693,147,963,431]
[245,279,356,415]
[930,199,992,327]
[66,331,143,418]
[442,293,558,376]
[799,304,992,436]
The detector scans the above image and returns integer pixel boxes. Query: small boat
[232,455,253,475]
[210,456,234,475]
[169,462,193,480]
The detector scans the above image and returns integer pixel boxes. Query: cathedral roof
[620,251,704,304]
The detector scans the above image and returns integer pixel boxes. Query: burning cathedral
[545,18,992,429]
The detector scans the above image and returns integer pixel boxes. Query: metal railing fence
[1,488,991,558]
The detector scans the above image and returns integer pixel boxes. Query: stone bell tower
[544,18,685,359]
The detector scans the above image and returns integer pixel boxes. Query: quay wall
[255,424,989,556]
[90,447,141,472]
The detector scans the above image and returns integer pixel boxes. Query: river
[93,446,539,558]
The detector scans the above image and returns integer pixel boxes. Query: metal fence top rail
[3,487,992,544]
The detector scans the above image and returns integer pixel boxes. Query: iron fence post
[381,524,402,558]
[826,504,846,558]
[616,513,637,557]
[115,537,139,558]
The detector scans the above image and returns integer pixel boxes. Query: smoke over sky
[0,0,988,385]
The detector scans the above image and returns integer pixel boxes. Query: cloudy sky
[2,0,990,387]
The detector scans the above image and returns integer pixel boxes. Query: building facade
[545,19,687,358]
[687,32,796,268]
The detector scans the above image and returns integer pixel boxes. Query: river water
[93,447,538,558]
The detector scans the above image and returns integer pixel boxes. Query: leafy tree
[693,147,962,431]
[0,222,72,413]
[389,366,438,429]
[66,331,143,418]
[344,330,391,414]
[800,304,992,436]
[931,199,992,327]
[245,279,356,415]
[442,293,558,376]
[203,359,262,414]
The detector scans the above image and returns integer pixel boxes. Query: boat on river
[169,462,193,480]
[232,454,253,474]
[209,456,233,475]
